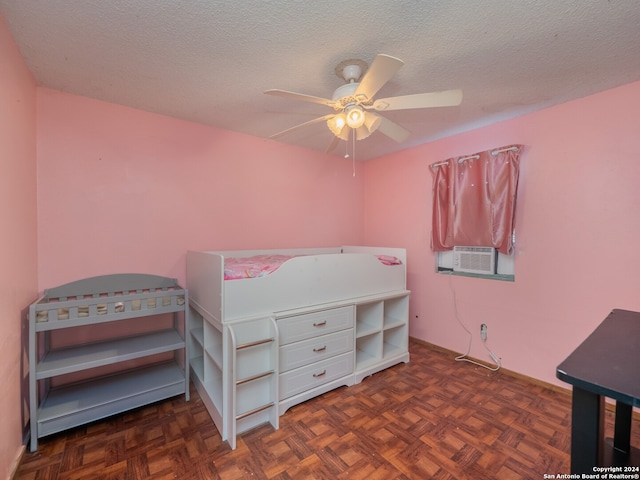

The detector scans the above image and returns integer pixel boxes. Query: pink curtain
[431,145,522,255]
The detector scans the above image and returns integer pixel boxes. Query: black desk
[556,309,640,474]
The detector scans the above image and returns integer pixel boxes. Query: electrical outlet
[480,323,488,341]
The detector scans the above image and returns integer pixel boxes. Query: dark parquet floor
[16,340,640,479]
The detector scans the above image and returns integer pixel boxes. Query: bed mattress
[223,254,402,280]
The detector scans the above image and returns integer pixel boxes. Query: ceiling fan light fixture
[355,112,382,141]
[337,128,350,141]
[327,113,348,136]
[345,106,366,128]
[355,125,373,141]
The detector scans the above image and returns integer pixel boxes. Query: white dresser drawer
[279,352,354,400]
[280,329,354,373]
[278,306,354,345]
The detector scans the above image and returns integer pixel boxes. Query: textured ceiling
[2,0,640,161]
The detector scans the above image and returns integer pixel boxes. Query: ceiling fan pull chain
[344,133,349,159]
[352,129,356,176]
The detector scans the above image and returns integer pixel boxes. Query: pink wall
[363,80,640,387]
[37,89,365,289]
[0,14,37,478]
[36,80,640,392]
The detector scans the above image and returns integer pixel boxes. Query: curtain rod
[431,155,480,168]
[491,146,519,155]
[431,161,449,168]
[430,154,479,168]
[431,146,520,168]
[457,154,480,163]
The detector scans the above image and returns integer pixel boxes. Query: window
[431,145,522,280]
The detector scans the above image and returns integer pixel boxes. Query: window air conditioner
[453,246,496,275]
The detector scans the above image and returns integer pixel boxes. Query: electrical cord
[447,272,501,372]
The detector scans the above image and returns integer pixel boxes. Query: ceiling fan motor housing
[332,82,359,102]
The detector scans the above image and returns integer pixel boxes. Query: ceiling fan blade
[371,89,463,111]
[354,54,404,101]
[376,115,411,143]
[325,135,340,153]
[264,89,337,108]
[270,114,335,139]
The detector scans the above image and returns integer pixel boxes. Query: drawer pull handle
[313,321,327,327]
[313,346,327,352]
[313,370,327,378]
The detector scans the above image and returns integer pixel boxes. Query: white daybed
[186,246,410,449]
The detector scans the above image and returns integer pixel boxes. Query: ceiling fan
[264,54,463,151]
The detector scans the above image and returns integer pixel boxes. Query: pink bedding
[224,254,402,280]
